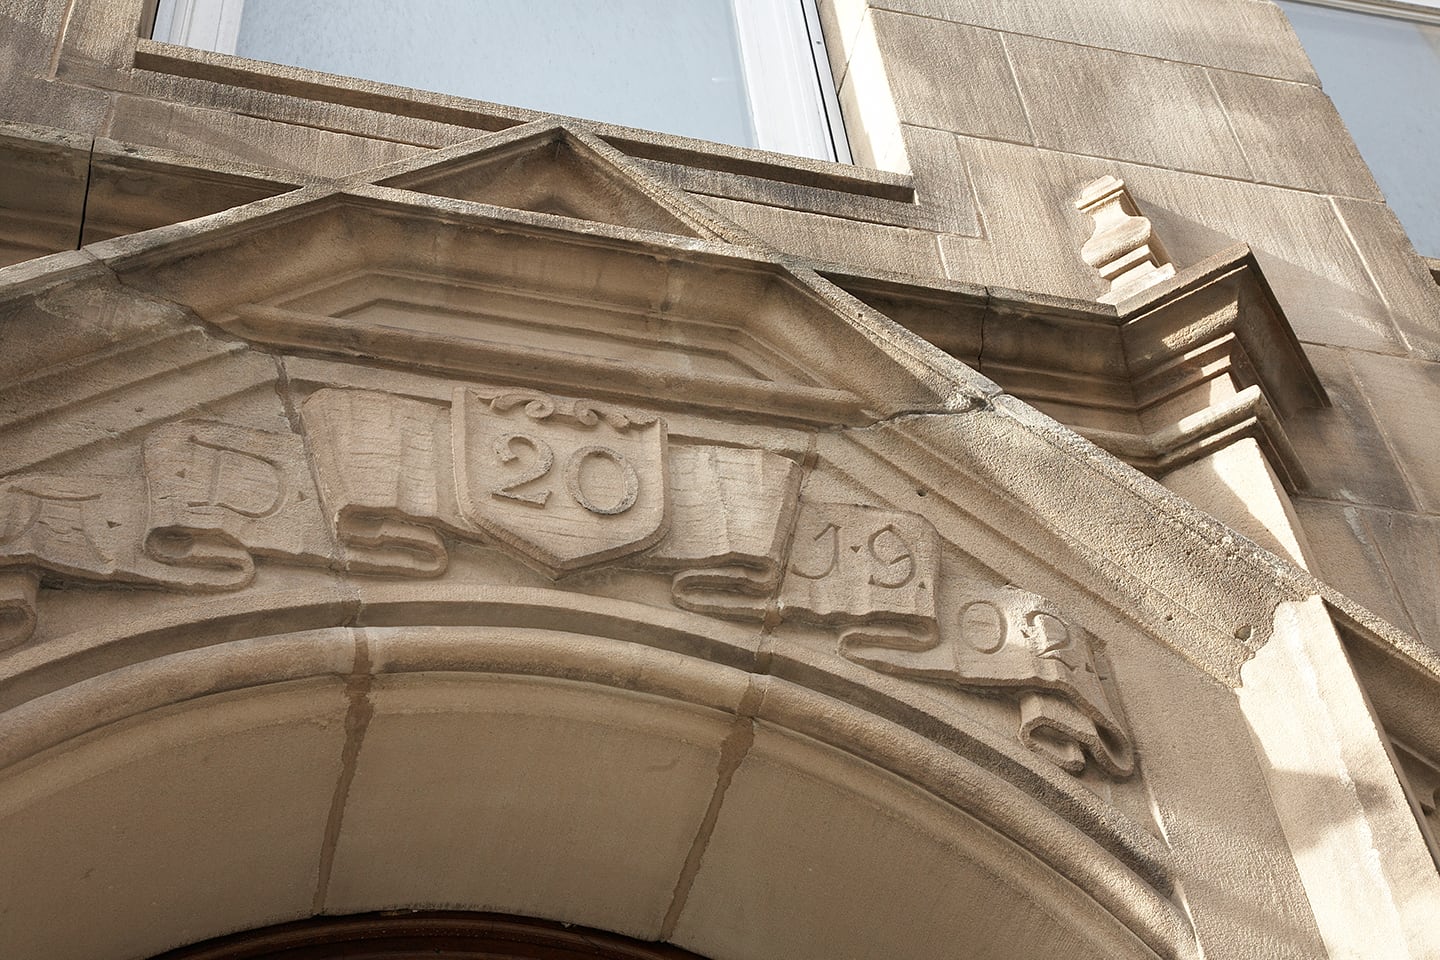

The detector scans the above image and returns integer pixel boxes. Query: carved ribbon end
[1019,691,1135,778]
[0,569,40,649]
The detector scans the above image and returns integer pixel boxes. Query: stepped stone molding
[0,116,1374,688]
[834,245,1326,493]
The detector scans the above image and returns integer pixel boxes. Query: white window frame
[151,0,246,55]
[151,0,852,164]
[1287,0,1440,25]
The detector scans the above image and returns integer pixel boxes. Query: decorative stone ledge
[830,244,1327,493]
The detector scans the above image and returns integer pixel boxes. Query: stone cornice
[827,245,1328,491]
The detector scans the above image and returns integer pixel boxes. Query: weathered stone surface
[814,0,869,87]
[835,11,910,174]
[1345,351,1440,513]
[0,77,111,137]
[0,0,74,83]
[1005,34,1252,180]
[0,418,331,595]
[1294,498,1419,638]
[644,444,801,619]
[1207,67,1381,199]
[0,1,1437,957]
[0,121,90,266]
[323,675,729,939]
[128,64,488,155]
[1240,599,1440,960]
[1161,438,1310,567]
[866,0,1319,82]
[1115,623,1329,959]
[870,10,1031,142]
[1360,510,1440,653]
[697,194,944,275]
[106,96,424,175]
[374,125,718,239]
[1286,345,1419,510]
[671,725,1165,960]
[899,122,984,237]
[82,138,296,245]
[0,680,349,960]
[942,134,1410,353]
[1330,196,1440,360]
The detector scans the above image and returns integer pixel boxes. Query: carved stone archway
[0,601,1183,960]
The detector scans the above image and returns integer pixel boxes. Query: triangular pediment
[366,123,738,241]
[4,130,1433,799]
[59,185,957,429]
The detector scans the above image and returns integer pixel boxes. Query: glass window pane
[1279,2,1440,256]
[227,0,758,149]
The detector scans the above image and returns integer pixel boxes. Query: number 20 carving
[492,432,639,516]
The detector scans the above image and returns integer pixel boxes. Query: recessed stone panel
[670,724,1157,960]
[0,681,349,960]
[324,675,732,939]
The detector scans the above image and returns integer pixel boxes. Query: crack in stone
[312,628,374,913]
[658,680,762,941]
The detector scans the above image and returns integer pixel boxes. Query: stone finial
[1076,175,1175,304]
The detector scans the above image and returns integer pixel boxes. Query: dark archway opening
[150,913,712,960]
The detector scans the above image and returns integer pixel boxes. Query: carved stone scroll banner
[644,445,802,620]
[0,475,149,584]
[142,421,331,575]
[840,582,1135,778]
[779,502,942,648]
[0,421,330,646]
[302,388,451,577]
[452,388,669,576]
[0,384,1134,780]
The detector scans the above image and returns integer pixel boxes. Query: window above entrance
[150,0,852,163]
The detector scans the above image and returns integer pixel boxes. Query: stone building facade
[1,1,1438,958]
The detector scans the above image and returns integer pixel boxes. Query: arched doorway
[152,912,709,959]
[0,597,1185,960]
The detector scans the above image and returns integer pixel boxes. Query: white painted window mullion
[152,0,247,54]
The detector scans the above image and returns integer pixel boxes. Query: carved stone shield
[451,388,668,576]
